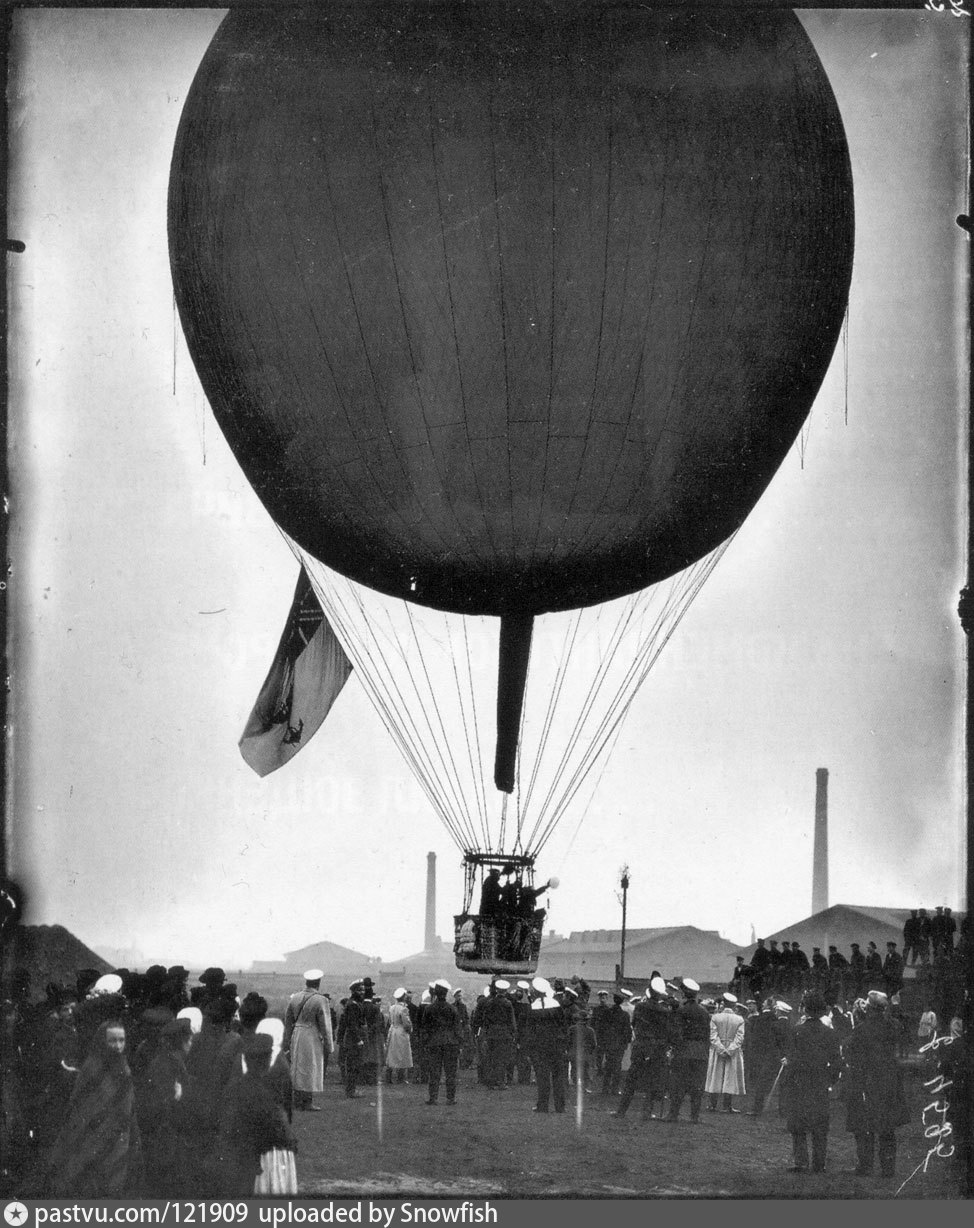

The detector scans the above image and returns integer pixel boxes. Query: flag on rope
[239,567,352,776]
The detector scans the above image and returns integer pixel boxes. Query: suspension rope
[533,563,711,851]
[447,618,491,851]
[532,544,730,854]
[301,554,473,850]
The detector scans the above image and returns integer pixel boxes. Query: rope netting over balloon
[291,536,733,860]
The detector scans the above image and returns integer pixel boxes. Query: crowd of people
[727,914,967,1026]
[1,943,967,1198]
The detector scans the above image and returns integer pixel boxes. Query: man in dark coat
[849,943,866,999]
[422,981,462,1105]
[864,942,883,990]
[779,992,843,1173]
[590,990,613,1076]
[930,906,946,959]
[480,981,518,1088]
[902,910,921,966]
[768,940,784,992]
[336,981,369,1099]
[750,939,771,999]
[599,992,632,1096]
[612,979,676,1121]
[523,980,570,1114]
[810,948,829,994]
[842,991,910,1177]
[666,978,711,1124]
[511,985,533,1083]
[790,943,811,994]
[827,946,849,1002]
[745,1000,791,1117]
[917,909,932,964]
[479,869,502,920]
[882,943,904,998]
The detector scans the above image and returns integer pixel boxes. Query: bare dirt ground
[293,1066,962,1201]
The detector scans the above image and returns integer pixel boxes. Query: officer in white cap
[600,990,634,1096]
[611,977,676,1121]
[282,969,333,1110]
[480,978,517,1088]
[510,981,533,1084]
[666,977,710,1123]
[523,975,570,1112]
[705,992,746,1112]
[424,978,462,1105]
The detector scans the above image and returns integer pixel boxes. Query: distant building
[252,938,379,976]
[537,926,741,985]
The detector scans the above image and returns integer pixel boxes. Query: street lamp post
[619,865,630,983]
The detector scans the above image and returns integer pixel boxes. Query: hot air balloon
[169,3,854,973]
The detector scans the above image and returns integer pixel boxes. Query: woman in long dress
[384,989,413,1084]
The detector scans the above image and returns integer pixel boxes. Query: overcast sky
[6,8,969,968]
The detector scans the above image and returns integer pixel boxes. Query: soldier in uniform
[750,939,771,1000]
[422,980,463,1106]
[523,978,570,1114]
[480,980,517,1089]
[611,978,676,1121]
[599,992,633,1097]
[282,971,332,1111]
[590,990,613,1077]
[849,943,866,999]
[336,981,368,1099]
[827,946,849,1003]
[666,978,711,1124]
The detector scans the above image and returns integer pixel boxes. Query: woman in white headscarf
[255,1018,292,1121]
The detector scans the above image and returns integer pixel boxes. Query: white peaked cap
[682,978,700,993]
[650,977,667,996]
[531,976,552,995]
[494,979,511,990]
[177,1006,203,1035]
[303,968,324,981]
[434,979,452,992]
[517,980,532,990]
[421,990,431,1003]
[722,992,738,1004]
[393,988,407,1000]
[91,974,123,996]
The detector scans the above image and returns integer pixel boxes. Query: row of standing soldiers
[730,939,910,1002]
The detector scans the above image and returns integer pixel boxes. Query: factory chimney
[812,768,829,915]
[425,851,437,951]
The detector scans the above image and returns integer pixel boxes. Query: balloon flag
[170,4,854,793]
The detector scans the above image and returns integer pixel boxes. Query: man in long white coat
[282,970,334,1111]
[705,992,746,1112]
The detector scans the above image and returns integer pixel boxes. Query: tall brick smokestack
[425,851,437,951]
[813,768,829,915]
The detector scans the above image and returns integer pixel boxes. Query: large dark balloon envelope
[169,3,854,790]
